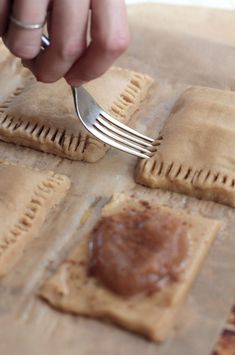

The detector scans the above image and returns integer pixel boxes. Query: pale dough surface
[0,67,153,162]
[40,193,220,343]
[136,86,235,207]
[0,40,30,104]
[0,160,70,277]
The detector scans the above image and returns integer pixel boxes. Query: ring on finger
[10,14,47,30]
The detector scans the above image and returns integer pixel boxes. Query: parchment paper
[0,4,235,355]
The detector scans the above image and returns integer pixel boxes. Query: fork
[41,35,155,159]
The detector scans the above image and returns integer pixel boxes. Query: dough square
[0,160,70,277]
[0,40,30,104]
[40,193,220,343]
[136,86,235,207]
[0,67,153,162]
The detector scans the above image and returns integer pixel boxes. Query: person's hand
[1,0,129,86]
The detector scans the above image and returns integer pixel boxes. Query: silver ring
[10,14,47,30]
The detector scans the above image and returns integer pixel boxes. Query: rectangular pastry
[0,67,153,162]
[0,160,70,277]
[40,193,220,343]
[136,86,235,207]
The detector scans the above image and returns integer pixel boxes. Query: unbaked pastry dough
[0,67,153,162]
[40,193,220,343]
[0,40,30,104]
[0,160,70,277]
[136,86,235,207]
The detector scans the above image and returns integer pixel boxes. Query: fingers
[29,0,90,82]
[4,0,49,59]
[4,0,129,85]
[0,0,10,36]
[66,0,130,86]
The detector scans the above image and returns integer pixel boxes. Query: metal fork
[41,35,155,159]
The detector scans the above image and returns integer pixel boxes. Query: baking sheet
[0,4,235,355]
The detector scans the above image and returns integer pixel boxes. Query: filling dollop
[88,207,189,298]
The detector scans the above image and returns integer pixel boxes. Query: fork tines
[93,110,157,159]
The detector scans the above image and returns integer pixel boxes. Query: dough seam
[0,172,69,258]
[0,70,152,161]
[0,84,26,112]
[136,155,235,195]
[109,72,151,118]
[0,112,102,157]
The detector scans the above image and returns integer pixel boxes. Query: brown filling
[88,206,189,298]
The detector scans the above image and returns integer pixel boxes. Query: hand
[1,0,130,86]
